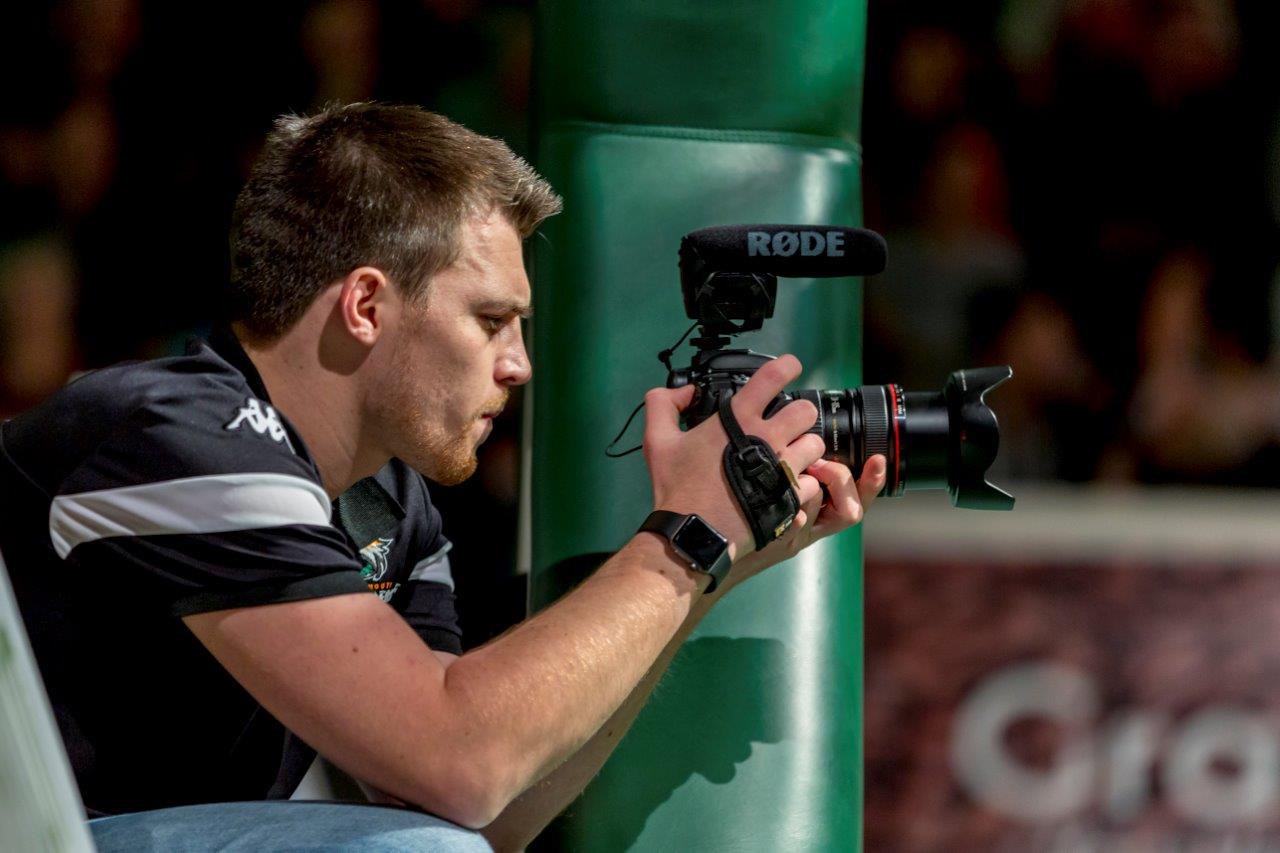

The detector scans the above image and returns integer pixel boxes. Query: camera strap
[717,393,801,550]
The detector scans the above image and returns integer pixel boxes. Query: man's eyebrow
[478,299,533,318]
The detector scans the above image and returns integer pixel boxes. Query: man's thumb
[643,385,696,441]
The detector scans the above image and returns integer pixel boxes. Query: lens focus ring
[860,385,891,463]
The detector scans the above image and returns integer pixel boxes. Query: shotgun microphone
[679,224,887,287]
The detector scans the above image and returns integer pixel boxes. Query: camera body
[669,348,774,422]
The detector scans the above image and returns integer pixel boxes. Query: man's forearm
[480,580,718,852]
[439,532,711,821]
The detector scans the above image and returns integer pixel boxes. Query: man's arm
[477,581,716,850]
[480,453,885,852]
[185,532,708,828]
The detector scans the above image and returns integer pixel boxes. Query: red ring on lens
[887,382,903,495]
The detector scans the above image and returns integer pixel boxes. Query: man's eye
[483,315,507,332]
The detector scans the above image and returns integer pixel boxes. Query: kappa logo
[360,538,398,602]
[747,230,846,258]
[225,398,294,452]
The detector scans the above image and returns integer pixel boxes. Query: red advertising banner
[864,488,1280,852]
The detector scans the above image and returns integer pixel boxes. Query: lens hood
[944,366,1015,510]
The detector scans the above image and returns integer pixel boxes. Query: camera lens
[772,366,1014,510]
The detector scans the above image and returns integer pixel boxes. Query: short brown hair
[228,102,561,339]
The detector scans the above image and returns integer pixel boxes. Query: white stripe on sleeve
[407,542,454,590]
[49,472,332,559]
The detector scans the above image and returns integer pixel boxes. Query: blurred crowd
[0,0,532,385]
[2,0,1279,594]
[864,0,1280,486]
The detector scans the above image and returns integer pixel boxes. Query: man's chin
[422,451,478,486]
[430,463,477,486]
[393,424,480,486]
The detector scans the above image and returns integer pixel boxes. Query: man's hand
[733,454,885,586]
[641,354,885,588]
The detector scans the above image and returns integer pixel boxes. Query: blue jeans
[88,801,493,852]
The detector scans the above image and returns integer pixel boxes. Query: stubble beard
[383,393,480,486]
[417,419,479,486]
[372,312,474,485]
[377,369,509,488]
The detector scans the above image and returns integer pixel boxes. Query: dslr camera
[664,224,1014,510]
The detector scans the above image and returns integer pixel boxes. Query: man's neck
[238,330,388,500]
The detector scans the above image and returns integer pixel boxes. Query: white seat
[0,550,96,852]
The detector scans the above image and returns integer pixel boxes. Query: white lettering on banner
[1100,711,1163,824]
[951,661,1280,828]
[951,662,1097,822]
[1165,708,1280,826]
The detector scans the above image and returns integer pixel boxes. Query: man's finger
[642,385,697,446]
[809,458,864,535]
[779,433,825,485]
[803,474,823,526]
[794,471,822,509]
[857,454,887,510]
[786,473,822,536]
[761,397,818,446]
[732,354,802,417]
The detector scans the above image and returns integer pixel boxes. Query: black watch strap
[639,510,731,593]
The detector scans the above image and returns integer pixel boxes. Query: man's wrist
[619,532,714,596]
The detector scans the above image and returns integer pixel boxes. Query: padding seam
[540,120,862,161]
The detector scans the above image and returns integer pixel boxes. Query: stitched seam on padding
[540,119,862,161]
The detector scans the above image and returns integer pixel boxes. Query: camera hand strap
[717,393,801,550]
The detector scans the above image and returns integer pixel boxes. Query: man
[0,102,885,850]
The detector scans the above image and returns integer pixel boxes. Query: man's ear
[336,267,395,346]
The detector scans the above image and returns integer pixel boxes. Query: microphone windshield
[680,224,887,281]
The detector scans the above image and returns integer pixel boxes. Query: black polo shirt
[0,330,462,816]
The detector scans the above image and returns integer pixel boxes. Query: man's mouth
[477,394,509,423]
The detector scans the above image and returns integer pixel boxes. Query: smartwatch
[638,510,732,592]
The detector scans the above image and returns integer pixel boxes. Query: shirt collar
[187,326,306,464]
[203,324,273,402]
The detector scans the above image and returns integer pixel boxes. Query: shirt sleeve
[51,380,368,616]
[396,541,463,655]
[379,463,463,655]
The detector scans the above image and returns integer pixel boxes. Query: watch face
[674,515,728,569]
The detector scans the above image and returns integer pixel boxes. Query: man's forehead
[450,215,531,306]
[461,210,524,256]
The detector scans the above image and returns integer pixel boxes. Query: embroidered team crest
[360,537,398,601]
[225,398,294,452]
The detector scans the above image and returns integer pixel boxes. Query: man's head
[229,103,561,485]
[228,101,560,340]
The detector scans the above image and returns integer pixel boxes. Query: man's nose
[497,340,532,387]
